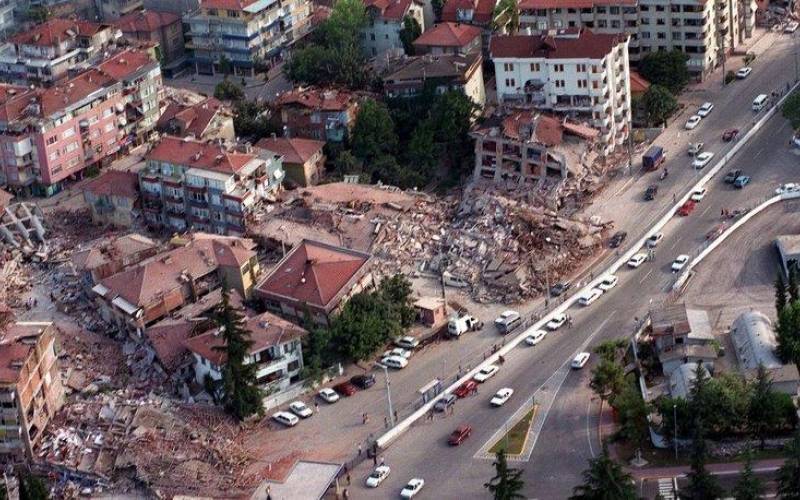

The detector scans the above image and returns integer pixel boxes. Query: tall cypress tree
[484,450,525,500]
[776,270,788,314]
[213,287,263,420]
[683,421,722,500]
[789,265,799,304]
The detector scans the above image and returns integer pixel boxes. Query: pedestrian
[315,402,319,413]
[673,193,677,202]
[634,316,639,324]
[394,410,398,422]
[344,464,348,474]
[346,473,351,486]
[373,454,378,466]
[358,444,363,456]
[384,416,389,428]
[343,488,349,500]
[33,298,37,307]
[721,208,725,217]
[380,456,385,466]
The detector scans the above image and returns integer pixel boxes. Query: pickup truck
[448,313,483,337]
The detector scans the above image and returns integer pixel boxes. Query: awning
[111,296,140,316]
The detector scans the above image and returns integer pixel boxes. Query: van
[642,146,665,171]
[752,94,769,111]
[494,310,522,334]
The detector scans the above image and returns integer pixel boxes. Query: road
[333,30,800,500]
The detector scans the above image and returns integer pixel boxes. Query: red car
[722,128,739,141]
[333,381,357,396]
[453,380,478,398]
[448,425,473,445]
[677,200,696,216]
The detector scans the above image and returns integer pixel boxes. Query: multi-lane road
[342,31,800,499]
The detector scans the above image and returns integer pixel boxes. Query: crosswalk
[658,478,676,500]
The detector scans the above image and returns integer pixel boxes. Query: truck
[448,313,483,337]
[642,146,665,171]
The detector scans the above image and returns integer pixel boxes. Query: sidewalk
[627,458,785,479]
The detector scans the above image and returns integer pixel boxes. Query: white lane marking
[700,205,711,217]
[755,148,763,158]
[670,236,683,250]
[586,398,595,457]
[639,269,653,285]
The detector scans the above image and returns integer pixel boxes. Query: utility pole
[673,403,678,460]
[544,237,551,305]
[719,32,726,88]
[381,365,395,427]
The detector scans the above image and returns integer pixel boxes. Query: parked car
[383,347,412,359]
[351,374,376,389]
[473,365,500,382]
[571,352,591,369]
[289,401,313,418]
[723,128,739,141]
[690,187,708,202]
[578,288,603,306]
[381,355,409,369]
[688,142,704,155]
[448,426,473,446]
[685,115,702,130]
[546,313,568,330]
[776,183,800,194]
[678,200,696,216]
[671,254,690,273]
[453,380,478,398]
[724,169,742,183]
[494,310,522,334]
[366,466,391,488]
[609,230,628,248]
[736,67,753,78]
[734,175,751,188]
[333,381,357,396]
[272,411,300,427]
[786,21,799,33]
[644,185,658,201]
[550,281,571,297]
[318,388,340,404]
[394,336,420,349]
[597,275,619,292]
[400,478,426,498]
[697,102,714,117]
[646,233,664,248]
[490,388,514,407]
[627,253,648,268]
[692,152,715,169]
[434,393,458,412]
[525,330,548,346]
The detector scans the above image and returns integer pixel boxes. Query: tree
[329,292,402,362]
[27,6,49,23]
[431,0,444,20]
[484,449,525,500]
[733,445,765,500]
[589,359,625,402]
[749,364,783,448]
[643,85,679,127]
[232,99,278,141]
[428,92,477,174]
[776,301,800,366]
[570,449,636,500]
[214,78,244,101]
[407,121,441,172]
[333,150,362,177]
[777,269,789,314]
[399,16,422,55]
[300,306,334,385]
[610,377,650,444]
[378,275,417,328]
[18,473,48,500]
[782,90,800,130]
[637,50,691,94]
[682,423,723,500]
[790,265,799,303]
[213,287,263,420]
[494,0,520,34]
[777,429,800,499]
[351,99,398,165]
[594,339,628,362]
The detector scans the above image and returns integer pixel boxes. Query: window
[51,165,62,174]
[504,78,516,87]
[592,81,599,89]
[656,18,665,25]
[577,80,587,88]
[370,33,375,41]
[577,63,587,72]
[64,141,78,153]
[655,5,664,11]
[657,32,666,39]
[553,64,564,72]
[611,20,620,28]
[46,136,58,145]
[553,19,563,27]
[91,130,100,138]
[48,150,60,161]
[609,6,619,14]
[103,107,113,118]
[211,194,221,205]
[89,115,99,124]
[596,6,606,13]
[207,8,218,15]
[641,32,651,39]
[537,21,547,29]
[672,32,682,40]
[598,19,607,27]
[227,10,238,17]
[67,157,80,168]
[640,4,649,10]
[105,122,115,133]
[554,80,565,88]
[503,62,514,71]
[529,63,540,71]
[107,137,116,146]
[62,127,75,139]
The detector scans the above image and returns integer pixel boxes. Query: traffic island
[488,406,538,456]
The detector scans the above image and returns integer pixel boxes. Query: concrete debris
[0,202,48,259]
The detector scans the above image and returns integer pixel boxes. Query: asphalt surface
[337,31,800,500]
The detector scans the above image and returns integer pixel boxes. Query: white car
[380,355,409,369]
[366,465,391,488]
[383,347,412,359]
[578,288,603,306]
[272,411,300,427]
[736,67,753,79]
[671,254,690,273]
[776,183,800,195]
[473,365,500,382]
[546,313,568,330]
[597,275,618,292]
[401,478,425,499]
[288,401,313,418]
[685,115,702,130]
[690,187,708,202]
[318,388,339,404]
[627,252,648,268]
[571,352,591,369]
[786,21,799,33]
[490,388,514,407]
[646,233,663,248]
[394,336,420,349]
[692,152,714,169]
[697,102,714,117]
[525,329,547,346]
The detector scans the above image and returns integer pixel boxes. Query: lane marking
[639,269,653,285]
[700,205,711,217]
[670,236,684,250]
[755,148,763,158]
[585,398,595,457]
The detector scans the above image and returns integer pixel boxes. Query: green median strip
[489,406,538,456]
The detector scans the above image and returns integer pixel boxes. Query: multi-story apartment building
[0,48,161,197]
[491,28,631,154]
[0,19,118,86]
[95,0,145,22]
[0,0,13,38]
[114,10,186,64]
[441,0,512,53]
[518,0,753,79]
[184,0,313,76]
[139,136,284,235]
[383,53,486,106]
[360,0,426,58]
[275,88,360,143]
[0,321,65,465]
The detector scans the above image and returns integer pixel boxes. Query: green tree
[610,377,649,444]
[322,0,368,43]
[777,269,789,314]
[594,339,628,362]
[776,301,800,366]
[330,292,402,362]
[214,78,245,101]
[484,449,526,500]
[213,287,263,420]
[494,0,520,34]
[300,306,334,385]
[782,91,800,129]
[18,473,48,500]
[399,16,422,55]
[431,0,444,20]
[407,120,440,172]
[749,364,783,448]
[790,266,799,303]
[27,6,49,23]
[777,429,800,499]
[683,422,723,500]
[589,359,625,402]
[232,99,278,141]
[643,85,679,127]
[733,445,765,500]
[352,99,398,165]
[570,449,636,500]
[218,55,233,76]
[333,150,362,177]
[429,92,477,174]
[379,274,417,328]
[654,395,691,443]
[637,50,691,94]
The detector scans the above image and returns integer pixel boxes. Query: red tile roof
[114,10,181,33]
[202,0,259,10]
[519,0,634,8]
[364,0,420,20]
[146,318,198,370]
[82,171,139,199]
[629,70,651,94]
[11,19,110,47]
[255,137,325,165]
[256,240,372,309]
[96,48,157,81]
[147,136,256,175]
[491,29,625,59]
[413,22,482,48]
[441,0,496,24]
[157,98,227,139]
[72,233,158,273]
[276,89,356,112]
[183,311,308,366]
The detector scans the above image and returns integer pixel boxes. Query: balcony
[141,189,161,199]
[94,202,115,214]
[143,198,162,211]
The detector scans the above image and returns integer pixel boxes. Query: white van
[494,310,522,334]
[753,94,769,111]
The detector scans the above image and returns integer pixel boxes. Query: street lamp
[544,237,552,305]
[381,365,395,428]
[673,403,678,461]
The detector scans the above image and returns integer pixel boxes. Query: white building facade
[361,0,426,58]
